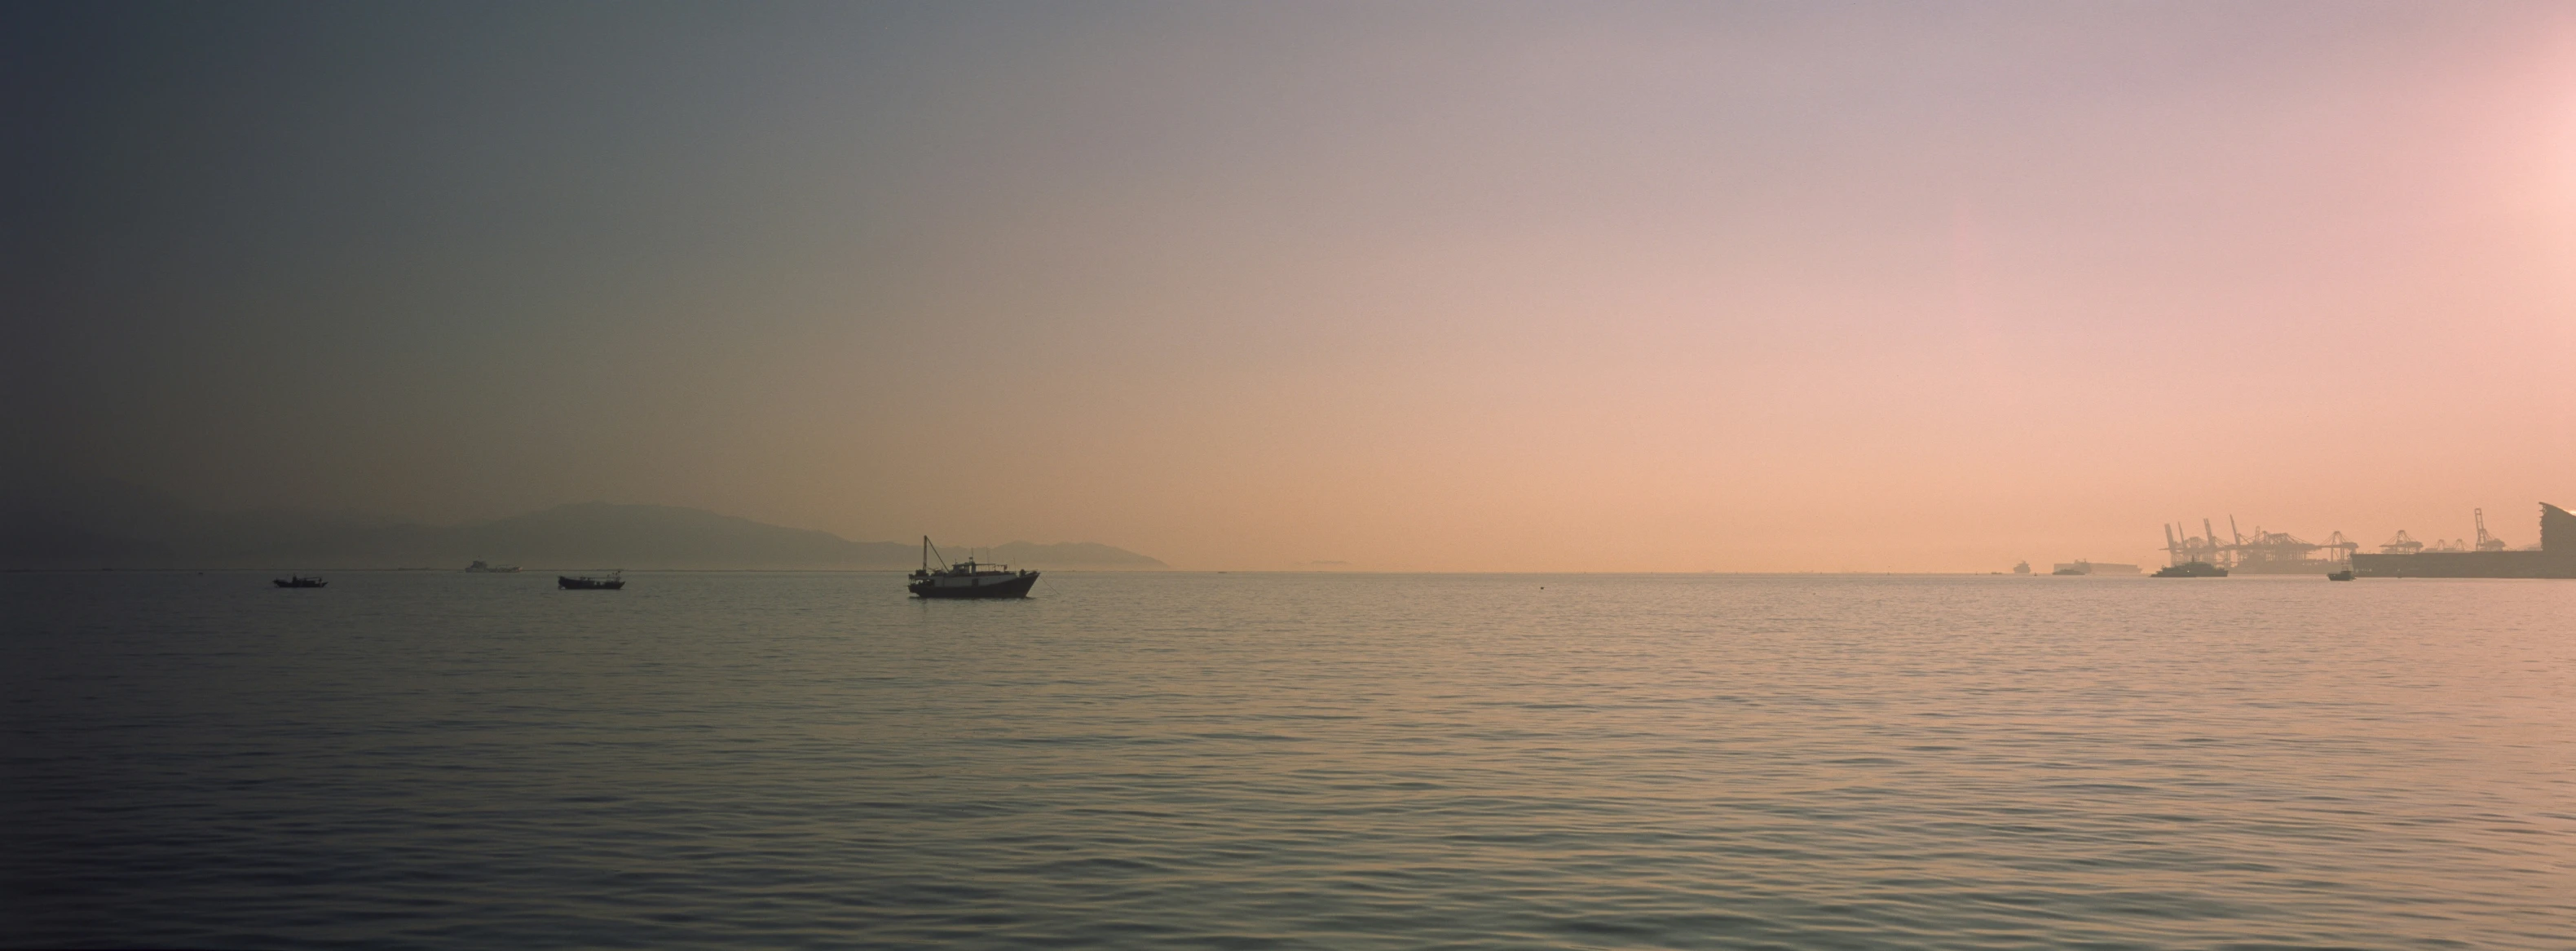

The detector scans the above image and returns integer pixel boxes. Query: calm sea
[3,572,2569,949]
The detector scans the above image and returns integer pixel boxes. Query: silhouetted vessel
[2052,560,2139,576]
[908,537,1039,599]
[2152,561,2227,577]
[2327,570,2354,582]
[558,571,624,590]
[465,560,520,573]
[274,576,326,588]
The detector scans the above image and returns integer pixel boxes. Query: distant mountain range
[1,473,1167,570]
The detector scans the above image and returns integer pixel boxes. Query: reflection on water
[4,572,2571,948]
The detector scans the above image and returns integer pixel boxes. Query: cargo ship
[2052,561,2139,576]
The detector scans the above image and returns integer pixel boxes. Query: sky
[7,1,2574,571]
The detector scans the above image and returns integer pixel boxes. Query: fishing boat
[907,537,1039,599]
[273,576,326,588]
[2327,569,2355,582]
[558,571,625,591]
[465,560,520,573]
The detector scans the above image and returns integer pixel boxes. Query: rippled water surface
[4,572,2571,949]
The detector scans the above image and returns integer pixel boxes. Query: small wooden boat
[273,576,326,588]
[558,571,625,590]
[907,537,1038,599]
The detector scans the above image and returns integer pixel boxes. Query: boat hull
[2152,562,2229,577]
[909,573,1039,599]
[558,577,625,590]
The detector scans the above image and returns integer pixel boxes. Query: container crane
[2475,508,2508,551]
[2380,530,2422,555]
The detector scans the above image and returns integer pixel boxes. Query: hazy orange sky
[9,2,2574,570]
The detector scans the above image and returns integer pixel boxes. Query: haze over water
[9,2,2574,570]
[7,573,2569,948]
[8,3,2574,947]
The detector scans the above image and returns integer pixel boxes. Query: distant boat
[273,576,326,588]
[558,571,624,591]
[465,560,520,573]
[2052,560,2141,576]
[907,537,1039,599]
[2327,569,2355,582]
[2152,561,2229,577]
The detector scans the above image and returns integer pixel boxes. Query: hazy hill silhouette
[447,502,916,569]
[2,473,1165,570]
[984,541,1166,568]
[3,471,404,568]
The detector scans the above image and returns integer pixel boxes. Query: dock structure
[2161,516,2358,575]
[2349,503,2575,578]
